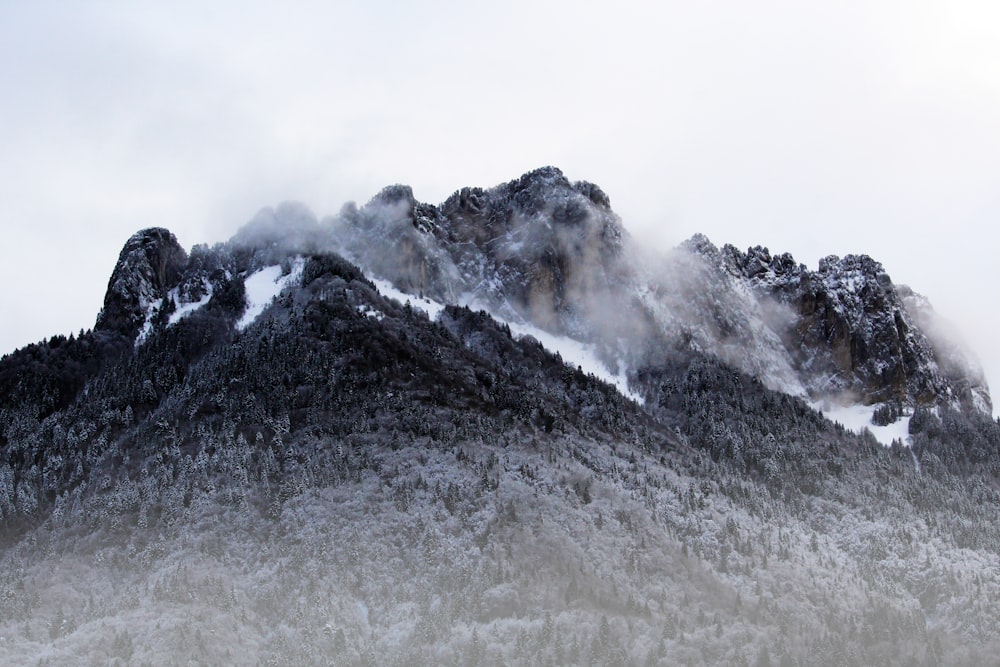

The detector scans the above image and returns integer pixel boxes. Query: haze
[2,1,998,410]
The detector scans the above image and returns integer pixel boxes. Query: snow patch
[368,279,642,403]
[167,281,213,326]
[371,279,446,322]
[236,258,305,331]
[811,400,911,447]
[134,279,217,347]
[134,297,164,346]
[506,321,643,404]
[357,304,385,321]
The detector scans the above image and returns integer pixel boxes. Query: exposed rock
[333,165,633,340]
[721,244,987,411]
[95,228,187,339]
[86,169,990,417]
[328,167,990,415]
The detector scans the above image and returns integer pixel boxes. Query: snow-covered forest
[3,172,1000,665]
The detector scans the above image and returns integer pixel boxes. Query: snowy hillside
[2,168,1000,665]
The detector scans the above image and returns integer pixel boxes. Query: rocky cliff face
[95,228,188,338]
[331,166,636,340]
[718,244,991,413]
[323,168,989,414]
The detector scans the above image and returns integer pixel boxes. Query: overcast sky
[2,1,999,407]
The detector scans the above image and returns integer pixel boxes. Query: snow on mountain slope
[236,258,305,331]
[168,280,213,326]
[89,168,992,437]
[323,168,989,422]
[504,319,642,404]
[369,277,641,403]
[133,278,214,346]
[811,400,911,447]
[371,278,446,322]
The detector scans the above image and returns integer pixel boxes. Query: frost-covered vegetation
[2,243,1000,666]
[4,164,1000,666]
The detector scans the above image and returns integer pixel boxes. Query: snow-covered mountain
[4,167,1000,665]
[90,167,990,448]
[153,165,985,422]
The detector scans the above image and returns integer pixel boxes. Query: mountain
[325,166,989,420]
[719,243,990,413]
[2,168,1000,665]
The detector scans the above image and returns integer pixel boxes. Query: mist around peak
[4,169,1000,665]
[168,167,993,423]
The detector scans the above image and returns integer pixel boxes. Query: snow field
[236,258,305,331]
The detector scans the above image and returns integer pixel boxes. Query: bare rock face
[333,166,633,340]
[95,228,188,339]
[333,183,454,301]
[436,166,629,337]
[329,167,990,414]
[720,245,989,412]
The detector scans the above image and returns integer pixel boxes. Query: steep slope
[636,235,807,397]
[2,169,1000,665]
[323,167,989,420]
[719,244,991,414]
[95,228,188,339]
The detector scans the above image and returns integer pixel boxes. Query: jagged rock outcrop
[719,244,991,412]
[85,169,990,416]
[325,167,990,414]
[332,166,634,339]
[95,228,188,339]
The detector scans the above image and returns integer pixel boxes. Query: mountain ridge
[187,166,986,419]
[3,167,1000,665]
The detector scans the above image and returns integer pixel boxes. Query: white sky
[2,1,999,407]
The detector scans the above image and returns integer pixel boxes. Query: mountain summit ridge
[4,167,1000,665]
[323,167,988,416]
[97,167,989,418]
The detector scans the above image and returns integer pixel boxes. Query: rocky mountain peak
[501,165,573,215]
[332,167,631,337]
[83,170,990,418]
[370,183,417,209]
[721,244,802,286]
[680,233,720,259]
[715,243,988,411]
[95,227,188,339]
[328,171,989,415]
